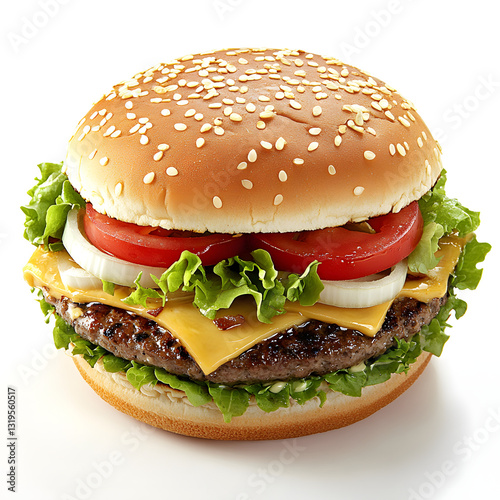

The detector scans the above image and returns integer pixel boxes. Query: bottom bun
[72,351,432,441]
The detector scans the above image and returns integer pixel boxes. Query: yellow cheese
[399,235,468,302]
[23,248,304,374]
[285,300,393,336]
[23,235,468,375]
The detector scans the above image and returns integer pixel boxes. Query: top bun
[64,48,442,234]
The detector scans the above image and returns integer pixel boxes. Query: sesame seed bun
[64,48,442,233]
[72,350,432,440]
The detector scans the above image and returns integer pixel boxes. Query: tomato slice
[83,204,247,267]
[249,202,423,280]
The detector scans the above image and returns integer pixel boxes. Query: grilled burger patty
[46,292,446,384]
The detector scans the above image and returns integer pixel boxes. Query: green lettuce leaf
[21,162,85,251]
[452,236,491,291]
[408,222,444,274]
[418,170,481,236]
[154,368,212,407]
[125,249,323,324]
[408,169,485,274]
[208,384,250,423]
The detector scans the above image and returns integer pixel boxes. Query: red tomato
[250,202,423,280]
[83,204,247,267]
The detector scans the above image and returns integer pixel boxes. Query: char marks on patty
[47,294,446,385]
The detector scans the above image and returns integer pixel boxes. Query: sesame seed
[275,137,287,150]
[140,135,149,145]
[354,186,365,196]
[246,103,256,113]
[114,183,123,197]
[417,137,423,148]
[312,105,322,116]
[161,109,171,116]
[237,162,247,170]
[256,121,266,130]
[166,167,178,177]
[229,113,242,122]
[385,110,395,121]
[261,140,273,150]
[248,149,258,162]
[309,127,321,136]
[158,143,169,151]
[153,151,163,161]
[396,143,406,156]
[103,125,116,136]
[214,126,224,136]
[127,112,136,120]
[328,165,336,175]
[88,149,97,160]
[308,142,319,152]
[212,196,223,209]
[278,170,288,182]
[379,99,389,109]
[364,150,376,160]
[174,123,187,131]
[293,158,304,165]
[99,157,109,166]
[398,116,411,127]
[185,109,196,117]
[274,194,284,206]
[259,110,274,119]
[241,179,253,190]
[422,131,428,141]
[334,136,342,147]
[194,113,204,121]
[389,144,396,156]
[196,138,205,148]
[143,172,155,184]
[289,100,302,110]
[200,123,212,133]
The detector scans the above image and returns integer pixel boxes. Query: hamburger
[22,48,490,440]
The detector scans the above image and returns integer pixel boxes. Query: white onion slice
[62,209,168,288]
[318,260,408,308]
[58,257,103,290]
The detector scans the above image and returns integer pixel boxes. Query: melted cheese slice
[399,235,469,301]
[23,235,467,375]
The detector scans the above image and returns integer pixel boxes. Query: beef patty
[46,292,446,384]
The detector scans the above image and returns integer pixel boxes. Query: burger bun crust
[64,48,442,234]
[72,351,432,441]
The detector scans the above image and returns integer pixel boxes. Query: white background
[2,1,499,499]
